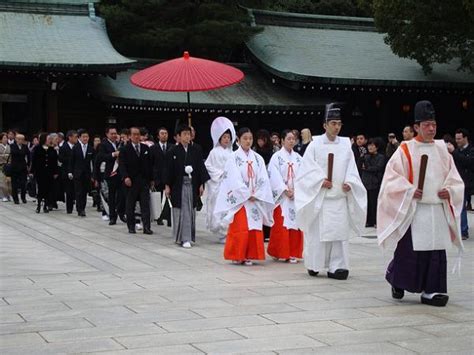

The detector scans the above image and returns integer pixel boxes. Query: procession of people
[1,100,472,307]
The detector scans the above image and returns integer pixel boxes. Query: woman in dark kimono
[50,133,63,209]
[31,133,59,213]
[361,138,386,227]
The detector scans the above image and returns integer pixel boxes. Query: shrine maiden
[295,103,367,279]
[378,100,464,307]
[214,127,274,265]
[205,116,236,244]
[267,129,303,263]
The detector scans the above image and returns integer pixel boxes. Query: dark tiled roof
[93,67,329,110]
[246,9,474,88]
[0,4,133,71]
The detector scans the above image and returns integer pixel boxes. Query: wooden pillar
[46,91,58,132]
[27,91,43,133]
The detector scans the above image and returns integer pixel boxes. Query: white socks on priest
[421,292,446,299]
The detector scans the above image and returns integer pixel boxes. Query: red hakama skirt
[224,206,265,261]
[268,206,303,259]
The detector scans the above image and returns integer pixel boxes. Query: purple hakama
[386,228,447,294]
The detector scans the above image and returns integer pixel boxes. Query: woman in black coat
[361,138,386,227]
[31,133,59,213]
[254,129,273,166]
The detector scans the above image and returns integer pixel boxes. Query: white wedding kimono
[205,116,236,241]
[377,139,464,252]
[214,147,274,231]
[295,134,367,272]
[268,148,302,229]
[205,145,233,239]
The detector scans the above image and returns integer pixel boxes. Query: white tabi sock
[421,292,445,299]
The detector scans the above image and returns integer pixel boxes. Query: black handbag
[2,153,12,177]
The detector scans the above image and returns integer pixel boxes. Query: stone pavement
[0,198,473,354]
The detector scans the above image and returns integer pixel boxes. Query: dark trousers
[117,184,126,217]
[106,176,124,221]
[11,171,27,202]
[125,178,150,230]
[157,190,172,226]
[74,177,90,213]
[386,228,447,294]
[460,192,469,236]
[366,188,379,227]
[63,177,75,213]
[37,175,54,206]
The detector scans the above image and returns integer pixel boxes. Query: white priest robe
[268,147,302,230]
[295,134,367,272]
[213,147,274,231]
[377,139,464,252]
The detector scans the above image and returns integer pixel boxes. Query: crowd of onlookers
[0,124,472,239]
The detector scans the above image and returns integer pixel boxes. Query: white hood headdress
[210,116,236,148]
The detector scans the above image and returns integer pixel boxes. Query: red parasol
[130,51,244,124]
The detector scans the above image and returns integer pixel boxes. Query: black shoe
[36,205,41,213]
[67,210,73,214]
[14,200,19,205]
[143,229,153,235]
[43,206,49,213]
[109,220,117,226]
[119,214,127,223]
[156,219,164,226]
[22,198,27,204]
[327,269,349,280]
[128,229,136,234]
[391,287,405,299]
[421,294,449,307]
[78,211,86,217]
[462,234,469,241]
[307,269,319,277]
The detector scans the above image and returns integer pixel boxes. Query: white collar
[322,134,340,144]
[238,146,253,159]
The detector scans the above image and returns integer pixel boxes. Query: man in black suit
[68,129,95,217]
[59,130,78,214]
[96,127,125,225]
[152,127,171,226]
[119,127,154,234]
[9,134,30,204]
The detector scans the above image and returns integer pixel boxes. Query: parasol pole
[187,91,192,126]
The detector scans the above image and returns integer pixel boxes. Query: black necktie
[135,144,140,156]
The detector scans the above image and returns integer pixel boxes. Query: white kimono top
[377,139,464,252]
[295,134,367,241]
[214,147,274,231]
[268,147,302,230]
